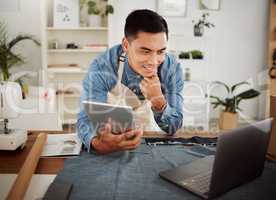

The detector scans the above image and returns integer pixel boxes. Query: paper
[0,174,56,200]
[41,133,82,157]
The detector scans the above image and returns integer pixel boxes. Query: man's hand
[91,121,143,154]
[140,75,166,112]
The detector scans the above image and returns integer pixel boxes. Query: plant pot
[101,16,108,27]
[88,15,101,27]
[219,111,238,131]
[194,24,204,37]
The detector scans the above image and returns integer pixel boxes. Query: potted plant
[178,50,204,60]
[178,51,190,59]
[210,81,260,130]
[190,50,204,59]
[193,13,215,37]
[85,0,114,27]
[0,21,40,98]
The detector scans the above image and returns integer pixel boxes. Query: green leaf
[235,89,260,100]
[211,102,221,109]
[8,35,40,50]
[212,81,230,94]
[178,51,190,59]
[210,95,226,107]
[224,97,237,113]
[210,95,221,102]
[231,81,249,93]
[0,20,40,81]
[87,1,96,7]
[7,52,25,67]
[106,5,114,15]
[88,7,100,15]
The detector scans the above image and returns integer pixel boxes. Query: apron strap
[115,51,144,109]
[117,52,126,81]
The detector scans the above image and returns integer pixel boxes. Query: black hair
[124,9,168,41]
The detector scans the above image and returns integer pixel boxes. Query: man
[77,9,184,154]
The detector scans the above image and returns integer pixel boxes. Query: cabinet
[43,0,109,124]
[269,96,276,160]
[267,0,276,160]
[267,0,276,114]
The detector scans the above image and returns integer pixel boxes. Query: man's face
[122,32,167,78]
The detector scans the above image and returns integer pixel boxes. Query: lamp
[0,82,27,150]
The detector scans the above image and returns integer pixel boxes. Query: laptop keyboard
[179,170,212,194]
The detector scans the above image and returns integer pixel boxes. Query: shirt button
[133,89,137,92]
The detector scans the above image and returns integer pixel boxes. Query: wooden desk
[0,129,218,174]
[0,132,66,174]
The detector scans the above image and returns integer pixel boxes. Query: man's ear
[122,37,129,52]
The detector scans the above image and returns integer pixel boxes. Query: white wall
[108,0,269,119]
[0,0,42,85]
[108,0,156,46]
[210,0,269,119]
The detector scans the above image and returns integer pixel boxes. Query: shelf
[48,49,105,53]
[44,2,108,126]
[57,94,81,98]
[63,118,77,124]
[48,67,88,74]
[47,27,108,31]
[179,59,205,65]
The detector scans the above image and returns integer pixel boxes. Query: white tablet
[83,100,134,134]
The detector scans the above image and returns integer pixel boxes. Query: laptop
[159,118,273,199]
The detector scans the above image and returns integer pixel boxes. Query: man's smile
[142,65,157,74]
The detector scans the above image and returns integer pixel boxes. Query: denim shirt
[77,44,184,152]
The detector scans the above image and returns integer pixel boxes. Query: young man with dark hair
[77,9,184,154]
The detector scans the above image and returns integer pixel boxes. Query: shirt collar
[123,57,143,82]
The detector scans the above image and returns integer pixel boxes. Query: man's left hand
[140,76,166,112]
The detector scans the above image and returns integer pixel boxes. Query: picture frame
[53,0,80,28]
[157,0,187,17]
[199,0,221,11]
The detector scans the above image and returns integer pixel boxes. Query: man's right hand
[91,121,143,154]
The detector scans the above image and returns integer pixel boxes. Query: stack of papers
[41,133,82,157]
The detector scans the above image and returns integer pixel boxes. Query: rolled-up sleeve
[153,63,184,134]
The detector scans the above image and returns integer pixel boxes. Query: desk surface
[0,132,66,174]
[0,129,218,174]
